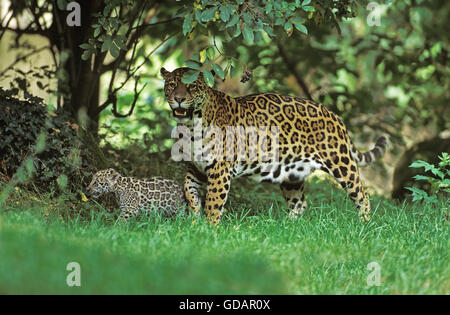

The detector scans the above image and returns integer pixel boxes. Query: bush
[0,88,95,193]
[405,152,450,204]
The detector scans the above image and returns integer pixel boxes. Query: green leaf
[260,57,272,65]
[413,175,432,182]
[219,5,231,22]
[302,5,315,12]
[292,17,306,24]
[405,187,428,202]
[203,69,215,86]
[109,44,120,58]
[302,0,311,6]
[275,17,285,26]
[295,23,308,34]
[101,38,112,53]
[409,160,431,169]
[199,49,207,63]
[79,43,91,50]
[191,53,200,62]
[185,60,202,70]
[258,49,273,58]
[242,25,254,43]
[207,47,215,60]
[284,21,293,31]
[212,64,225,79]
[183,13,194,35]
[81,50,92,61]
[114,36,127,51]
[201,7,217,22]
[232,23,241,37]
[226,14,239,27]
[181,70,200,84]
[263,25,275,37]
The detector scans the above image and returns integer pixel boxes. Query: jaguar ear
[160,67,171,80]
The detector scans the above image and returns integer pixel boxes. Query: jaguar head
[160,67,209,123]
[86,168,120,199]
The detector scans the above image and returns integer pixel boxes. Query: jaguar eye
[187,83,197,91]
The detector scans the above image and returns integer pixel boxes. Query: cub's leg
[118,199,139,221]
[281,181,307,218]
[184,171,204,215]
[205,161,232,225]
[323,152,371,222]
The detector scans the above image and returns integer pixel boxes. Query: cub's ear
[106,168,120,183]
[107,171,120,187]
[160,67,171,79]
[106,167,117,174]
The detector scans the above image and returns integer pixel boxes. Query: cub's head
[86,168,120,198]
[160,67,210,122]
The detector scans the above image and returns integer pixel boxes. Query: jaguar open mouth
[173,107,193,119]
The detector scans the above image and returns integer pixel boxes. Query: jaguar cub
[161,67,387,225]
[86,168,186,220]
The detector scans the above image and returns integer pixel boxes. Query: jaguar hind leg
[281,181,307,218]
[338,177,371,222]
[321,153,371,222]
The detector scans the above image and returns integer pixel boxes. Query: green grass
[0,178,448,294]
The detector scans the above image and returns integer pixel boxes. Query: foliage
[98,87,176,153]
[405,152,450,203]
[0,89,46,172]
[0,88,95,193]
[175,0,365,85]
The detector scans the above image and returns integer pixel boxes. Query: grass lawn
[0,178,448,294]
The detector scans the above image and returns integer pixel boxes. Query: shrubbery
[0,88,95,193]
[406,152,450,204]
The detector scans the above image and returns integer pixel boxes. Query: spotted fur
[86,168,186,220]
[161,67,387,224]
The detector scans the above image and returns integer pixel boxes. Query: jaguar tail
[350,136,388,167]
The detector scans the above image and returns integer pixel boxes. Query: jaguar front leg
[184,171,204,215]
[118,204,138,221]
[117,193,139,221]
[205,161,232,225]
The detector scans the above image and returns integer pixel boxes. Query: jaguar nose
[174,97,185,105]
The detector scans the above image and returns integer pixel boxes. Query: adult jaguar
[161,67,387,225]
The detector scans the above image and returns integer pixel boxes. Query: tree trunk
[51,0,104,132]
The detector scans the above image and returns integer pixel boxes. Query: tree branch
[95,32,178,116]
[277,43,313,100]
[128,17,181,31]
[111,80,147,118]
